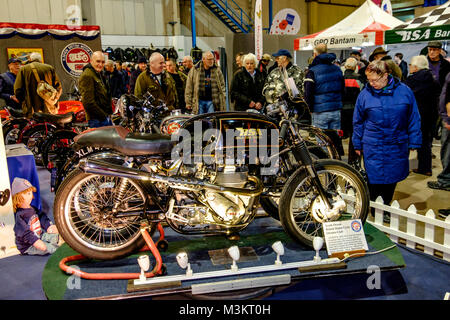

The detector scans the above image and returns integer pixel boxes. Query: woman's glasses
[367,74,385,85]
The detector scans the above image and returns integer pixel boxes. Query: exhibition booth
[294,0,450,67]
[0,22,102,103]
[294,0,404,67]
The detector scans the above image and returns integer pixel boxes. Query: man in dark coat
[78,51,112,128]
[304,43,344,130]
[394,53,408,81]
[14,53,62,118]
[341,57,362,164]
[104,60,125,99]
[427,72,450,195]
[257,53,272,79]
[405,55,441,176]
[0,58,21,110]
[129,56,148,94]
[166,58,187,111]
[427,41,450,87]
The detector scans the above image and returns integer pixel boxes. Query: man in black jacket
[427,41,450,87]
[0,58,21,110]
[394,53,408,81]
[129,56,147,94]
[406,55,441,176]
[341,57,362,164]
[104,60,125,98]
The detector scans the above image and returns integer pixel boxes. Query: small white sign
[323,219,368,257]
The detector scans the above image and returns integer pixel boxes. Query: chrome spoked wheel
[55,170,149,260]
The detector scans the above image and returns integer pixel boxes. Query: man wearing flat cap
[262,49,304,104]
[427,41,450,87]
[0,58,21,110]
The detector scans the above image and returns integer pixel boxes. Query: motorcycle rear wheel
[54,169,154,260]
[279,159,369,248]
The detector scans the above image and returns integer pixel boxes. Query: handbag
[30,63,60,115]
[350,156,368,183]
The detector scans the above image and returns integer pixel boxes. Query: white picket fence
[364,196,450,262]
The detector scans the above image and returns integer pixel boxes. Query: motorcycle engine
[165,163,256,229]
[204,166,251,224]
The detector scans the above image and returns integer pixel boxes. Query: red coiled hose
[59,223,164,280]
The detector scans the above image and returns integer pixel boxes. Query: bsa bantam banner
[385,24,450,44]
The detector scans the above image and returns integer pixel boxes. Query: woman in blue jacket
[352,60,422,211]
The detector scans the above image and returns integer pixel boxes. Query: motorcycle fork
[290,132,333,210]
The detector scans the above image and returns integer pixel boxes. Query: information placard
[323,219,368,259]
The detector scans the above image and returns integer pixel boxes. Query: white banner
[297,32,378,50]
[255,0,263,60]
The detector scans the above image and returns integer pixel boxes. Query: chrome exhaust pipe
[78,158,151,181]
[78,158,263,196]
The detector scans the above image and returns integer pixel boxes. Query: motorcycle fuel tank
[179,112,282,166]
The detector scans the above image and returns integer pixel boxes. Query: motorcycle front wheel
[260,145,331,220]
[279,159,369,248]
[54,169,154,260]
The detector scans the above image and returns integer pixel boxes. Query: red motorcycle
[2,101,86,166]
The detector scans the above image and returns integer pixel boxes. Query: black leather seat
[33,112,74,125]
[74,126,174,156]
[6,106,24,118]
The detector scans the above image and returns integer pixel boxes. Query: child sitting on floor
[12,177,59,255]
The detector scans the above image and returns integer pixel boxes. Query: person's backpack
[30,63,61,114]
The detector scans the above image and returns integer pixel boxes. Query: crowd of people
[1,41,449,220]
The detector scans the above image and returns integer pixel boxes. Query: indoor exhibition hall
[0,0,449,307]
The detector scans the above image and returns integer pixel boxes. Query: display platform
[6,144,41,210]
[42,217,405,300]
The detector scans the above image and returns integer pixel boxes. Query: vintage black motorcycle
[54,99,369,260]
